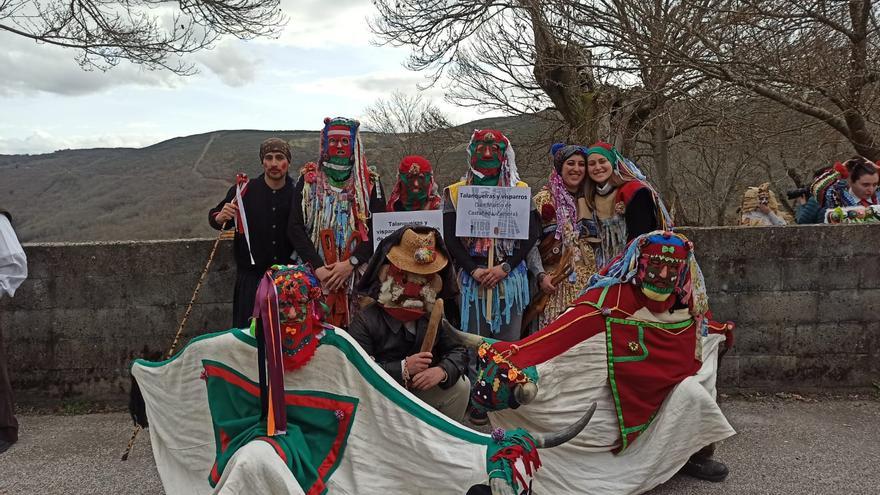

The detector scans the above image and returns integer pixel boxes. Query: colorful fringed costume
[528,145,598,327]
[583,143,673,268]
[288,117,385,328]
[129,263,574,495]
[442,129,537,337]
[465,232,736,494]
[385,155,442,212]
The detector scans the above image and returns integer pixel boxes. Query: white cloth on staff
[491,333,735,495]
[0,214,27,298]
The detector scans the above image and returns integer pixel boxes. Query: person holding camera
[739,183,789,226]
[788,167,830,224]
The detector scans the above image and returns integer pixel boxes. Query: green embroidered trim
[609,322,647,363]
[134,328,492,446]
[232,328,489,444]
[605,319,629,451]
[132,328,243,368]
[605,315,692,452]
[596,286,611,306]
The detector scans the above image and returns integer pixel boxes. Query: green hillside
[1,115,556,243]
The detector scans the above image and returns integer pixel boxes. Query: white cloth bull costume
[448,232,737,494]
[129,265,593,495]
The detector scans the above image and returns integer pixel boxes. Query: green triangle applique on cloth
[202,360,358,495]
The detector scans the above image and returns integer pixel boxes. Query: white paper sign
[455,185,532,240]
[372,210,445,245]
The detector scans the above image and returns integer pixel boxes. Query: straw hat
[386,229,448,275]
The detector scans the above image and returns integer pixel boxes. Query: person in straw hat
[348,226,470,422]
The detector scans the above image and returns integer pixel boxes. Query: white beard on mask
[376,266,440,312]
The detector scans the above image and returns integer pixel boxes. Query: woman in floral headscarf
[582,142,672,269]
[525,144,598,328]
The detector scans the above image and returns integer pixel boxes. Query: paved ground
[0,396,878,494]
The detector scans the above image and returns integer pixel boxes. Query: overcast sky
[0,0,493,155]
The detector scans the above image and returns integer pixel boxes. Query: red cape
[493,284,726,451]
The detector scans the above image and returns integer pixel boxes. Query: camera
[786,188,809,200]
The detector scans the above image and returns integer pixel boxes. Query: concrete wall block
[706,292,738,323]
[737,355,799,388]
[730,323,786,356]
[858,257,880,289]
[783,257,859,291]
[705,258,783,292]
[818,289,880,323]
[716,355,739,387]
[794,355,874,387]
[794,323,871,357]
[733,291,818,324]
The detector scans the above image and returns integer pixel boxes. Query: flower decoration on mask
[268,264,327,370]
[472,340,538,414]
[301,162,318,184]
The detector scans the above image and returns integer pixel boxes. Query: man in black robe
[209,138,295,328]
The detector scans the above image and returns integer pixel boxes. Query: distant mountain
[2,114,559,243]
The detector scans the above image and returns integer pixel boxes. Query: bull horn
[513,381,538,405]
[442,319,482,349]
[489,477,516,495]
[533,402,597,449]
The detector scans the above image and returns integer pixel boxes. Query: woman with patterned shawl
[526,144,598,328]
[582,142,672,269]
[287,117,385,328]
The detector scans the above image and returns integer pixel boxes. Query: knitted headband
[553,145,587,173]
[260,138,291,162]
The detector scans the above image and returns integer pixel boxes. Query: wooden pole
[121,224,227,461]
[486,239,495,321]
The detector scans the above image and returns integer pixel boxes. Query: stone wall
[1,224,878,403]
[0,239,236,404]
[679,224,879,390]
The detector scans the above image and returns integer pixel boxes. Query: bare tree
[361,90,464,166]
[664,0,880,160]
[0,0,286,74]
[370,0,735,203]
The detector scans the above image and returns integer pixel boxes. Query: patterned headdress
[385,155,441,211]
[588,231,708,317]
[547,144,586,240]
[584,141,674,229]
[252,264,327,435]
[465,129,520,186]
[259,137,291,163]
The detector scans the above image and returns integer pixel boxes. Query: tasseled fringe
[597,216,627,268]
[486,428,542,493]
[460,263,530,334]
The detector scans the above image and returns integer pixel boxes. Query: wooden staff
[485,239,495,321]
[121,223,227,461]
[420,299,445,353]
[522,248,574,328]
